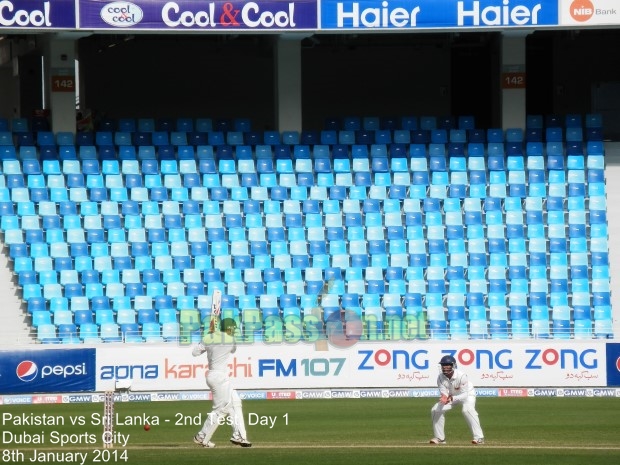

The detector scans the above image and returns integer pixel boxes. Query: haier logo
[457,1,543,26]
[101,2,143,27]
[16,361,38,382]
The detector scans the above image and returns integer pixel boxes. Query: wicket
[103,391,114,448]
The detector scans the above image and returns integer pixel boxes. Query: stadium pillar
[275,35,304,133]
[500,31,529,130]
[41,34,80,134]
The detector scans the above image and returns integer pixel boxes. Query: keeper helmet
[439,355,457,376]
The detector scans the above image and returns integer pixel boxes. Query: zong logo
[101,2,144,27]
[16,361,38,382]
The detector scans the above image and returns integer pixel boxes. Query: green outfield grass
[2,397,619,465]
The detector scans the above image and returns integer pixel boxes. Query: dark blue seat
[113,256,132,270]
[300,130,319,145]
[81,270,100,284]
[91,296,111,310]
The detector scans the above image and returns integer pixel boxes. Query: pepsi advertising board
[0,349,96,394]
[79,0,318,30]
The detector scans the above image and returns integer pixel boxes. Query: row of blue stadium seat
[0,166,609,187]
[5,211,609,240]
[32,307,614,344]
[0,117,49,133]
[4,231,610,259]
[12,254,610,281]
[1,148,608,181]
[21,290,611,313]
[0,125,605,149]
[18,282,612,309]
[5,113,604,133]
[30,303,612,330]
[17,271,611,299]
[5,197,607,222]
[2,171,599,191]
[2,229,609,254]
[2,216,610,247]
[0,181,608,205]
[1,151,606,177]
[15,262,612,286]
[19,274,612,301]
[34,317,614,344]
[0,195,608,219]
[1,113,602,136]
[25,296,613,334]
[0,139,607,166]
[6,115,476,135]
[28,294,613,326]
[16,263,612,288]
[33,318,614,344]
[35,321,182,344]
[9,238,610,268]
[22,288,613,310]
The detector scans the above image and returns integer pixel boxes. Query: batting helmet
[439,355,457,367]
[220,318,237,332]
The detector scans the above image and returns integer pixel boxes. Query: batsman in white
[429,355,485,445]
[191,317,252,448]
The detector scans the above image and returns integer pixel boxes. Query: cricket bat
[209,289,222,333]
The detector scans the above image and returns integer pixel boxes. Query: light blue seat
[98,322,122,342]
[36,323,61,344]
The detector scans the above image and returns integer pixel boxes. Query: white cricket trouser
[199,370,248,441]
[431,395,484,440]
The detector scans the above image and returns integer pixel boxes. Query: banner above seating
[321,0,557,30]
[79,0,318,30]
[1,0,620,31]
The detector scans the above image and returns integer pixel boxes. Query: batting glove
[192,342,207,356]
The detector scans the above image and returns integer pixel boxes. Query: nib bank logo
[570,0,594,22]
[16,361,38,382]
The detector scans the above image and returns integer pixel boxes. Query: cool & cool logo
[101,2,144,27]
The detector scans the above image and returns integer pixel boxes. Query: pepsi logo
[616,357,620,372]
[16,361,38,382]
